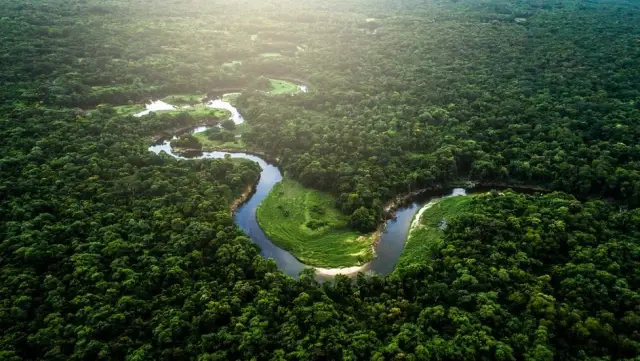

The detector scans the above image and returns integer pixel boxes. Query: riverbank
[382,185,449,219]
[151,120,223,141]
[466,180,549,193]
[263,75,311,89]
[171,146,279,164]
[381,179,550,220]
[268,79,300,95]
[394,194,475,271]
[313,264,367,276]
[231,176,259,214]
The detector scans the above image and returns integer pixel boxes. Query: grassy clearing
[256,178,375,267]
[192,123,249,150]
[268,79,299,95]
[105,93,219,118]
[222,92,241,103]
[179,104,229,120]
[259,52,282,58]
[113,103,228,120]
[193,133,247,149]
[162,93,203,105]
[395,195,475,271]
[113,104,145,114]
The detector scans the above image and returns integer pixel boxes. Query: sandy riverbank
[313,264,367,276]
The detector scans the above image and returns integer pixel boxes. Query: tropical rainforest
[1,0,639,360]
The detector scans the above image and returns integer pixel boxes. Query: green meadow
[161,93,203,105]
[192,123,249,150]
[256,178,375,267]
[395,195,475,270]
[268,79,300,95]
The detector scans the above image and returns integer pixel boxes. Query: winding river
[148,92,472,279]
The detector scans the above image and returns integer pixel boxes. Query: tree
[350,206,377,232]
[221,118,236,131]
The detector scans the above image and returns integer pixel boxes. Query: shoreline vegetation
[151,119,223,142]
[267,79,300,95]
[395,195,476,270]
[231,177,259,214]
[171,146,279,164]
[256,178,377,268]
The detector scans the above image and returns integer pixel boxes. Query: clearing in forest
[161,93,203,105]
[222,92,242,102]
[395,195,475,270]
[268,79,300,95]
[113,104,145,114]
[137,103,229,120]
[256,178,375,267]
[111,93,229,120]
[192,123,249,150]
[178,105,230,120]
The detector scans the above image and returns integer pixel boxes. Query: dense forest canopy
[1,0,639,360]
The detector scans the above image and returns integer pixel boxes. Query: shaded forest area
[1,0,639,360]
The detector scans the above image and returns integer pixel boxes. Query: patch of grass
[192,123,249,149]
[113,104,145,114]
[194,134,247,149]
[395,195,475,271]
[162,94,204,105]
[256,178,375,267]
[167,104,229,120]
[222,92,241,103]
[259,52,282,58]
[268,79,299,95]
[112,103,228,120]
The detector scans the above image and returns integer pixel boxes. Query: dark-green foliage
[1,0,639,360]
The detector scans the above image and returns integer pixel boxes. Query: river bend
[148,93,470,278]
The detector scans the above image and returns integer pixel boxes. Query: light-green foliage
[259,52,282,57]
[222,92,241,103]
[192,124,248,150]
[162,93,203,105]
[179,104,229,120]
[108,94,226,120]
[113,104,145,114]
[256,178,375,267]
[395,195,475,270]
[268,79,300,95]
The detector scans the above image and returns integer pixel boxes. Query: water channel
[148,90,475,279]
